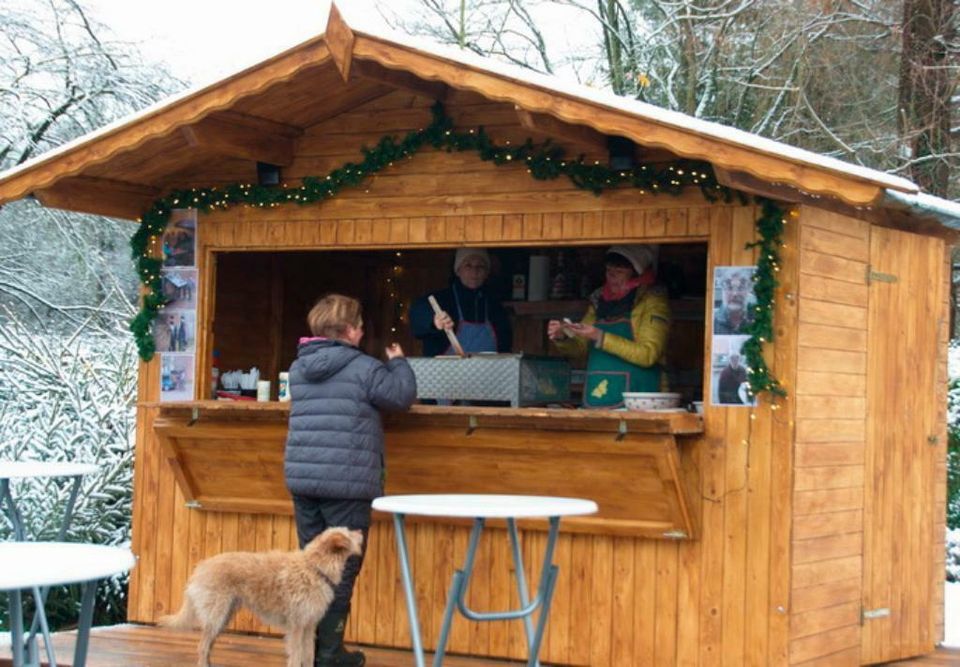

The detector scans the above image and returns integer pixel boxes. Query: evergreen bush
[0,314,137,631]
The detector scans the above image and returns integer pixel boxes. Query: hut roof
[0,3,956,232]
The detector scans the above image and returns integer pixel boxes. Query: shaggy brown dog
[160,526,363,667]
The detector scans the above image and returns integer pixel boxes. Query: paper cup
[256,380,271,402]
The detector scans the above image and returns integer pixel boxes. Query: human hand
[547,320,566,340]
[385,343,404,359]
[433,310,454,331]
[566,322,601,342]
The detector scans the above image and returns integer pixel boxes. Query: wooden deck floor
[0,624,524,666]
[1,625,957,666]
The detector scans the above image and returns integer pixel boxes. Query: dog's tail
[158,595,199,630]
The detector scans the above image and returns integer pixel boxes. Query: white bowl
[692,401,704,414]
[622,392,682,411]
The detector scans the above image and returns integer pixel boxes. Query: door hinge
[866,266,898,284]
[861,606,891,623]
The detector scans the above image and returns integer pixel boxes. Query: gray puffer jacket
[284,338,417,500]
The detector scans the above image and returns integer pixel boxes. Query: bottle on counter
[278,371,290,402]
[550,251,572,299]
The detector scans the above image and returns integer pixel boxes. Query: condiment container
[256,380,271,402]
[278,372,290,402]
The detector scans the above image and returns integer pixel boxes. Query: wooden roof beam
[515,107,608,152]
[350,59,448,102]
[179,112,303,166]
[713,167,805,203]
[716,168,960,242]
[33,176,161,220]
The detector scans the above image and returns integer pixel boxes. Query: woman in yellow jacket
[547,245,670,408]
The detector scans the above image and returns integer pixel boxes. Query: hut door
[861,226,944,663]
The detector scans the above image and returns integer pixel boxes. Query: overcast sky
[81,0,593,88]
[83,0,389,82]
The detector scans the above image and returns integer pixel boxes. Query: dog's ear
[325,530,353,554]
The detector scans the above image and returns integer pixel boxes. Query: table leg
[25,585,57,667]
[9,589,24,667]
[56,475,84,541]
[391,514,425,667]
[507,518,535,651]
[72,579,97,667]
[524,516,562,667]
[25,475,85,647]
[435,518,485,666]
[1,479,26,541]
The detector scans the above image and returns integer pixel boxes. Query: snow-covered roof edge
[338,3,918,195]
[883,190,960,229]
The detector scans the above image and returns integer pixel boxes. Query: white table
[0,461,100,665]
[0,542,135,667]
[372,494,598,667]
[0,462,99,541]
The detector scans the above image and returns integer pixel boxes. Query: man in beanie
[410,247,512,356]
[548,244,670,408]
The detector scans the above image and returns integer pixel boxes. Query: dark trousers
[292,495,371,613]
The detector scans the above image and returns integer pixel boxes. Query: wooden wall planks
[789,207,869,665]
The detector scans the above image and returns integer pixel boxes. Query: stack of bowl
[622,392,682,411]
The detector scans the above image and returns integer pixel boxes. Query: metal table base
[392,514,561,667]
[1,470,89,667]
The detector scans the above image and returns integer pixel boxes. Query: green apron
[583,315,660,408]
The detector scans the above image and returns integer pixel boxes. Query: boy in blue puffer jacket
[284,293,416,667]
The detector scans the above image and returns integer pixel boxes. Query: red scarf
[601,268,655,301]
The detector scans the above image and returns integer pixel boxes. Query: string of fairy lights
[388,251,405,335]
[130,101,788,400]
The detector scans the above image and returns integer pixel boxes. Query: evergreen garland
[130,101,786,399]
[741,199,788,399]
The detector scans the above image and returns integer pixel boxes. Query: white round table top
[0,542,135,590]
[0,461,98,480]
[372,494,598,519]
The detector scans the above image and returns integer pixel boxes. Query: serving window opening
[210,243,707,408]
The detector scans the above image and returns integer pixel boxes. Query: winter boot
[314,610,365,666]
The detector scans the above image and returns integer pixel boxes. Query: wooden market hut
[0,5,957,665]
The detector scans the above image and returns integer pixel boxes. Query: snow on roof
[884,190,960,229]
[338,2,919,195]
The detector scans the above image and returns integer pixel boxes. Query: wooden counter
[148,401,703,539]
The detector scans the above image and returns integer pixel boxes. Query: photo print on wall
[711,265,758,407]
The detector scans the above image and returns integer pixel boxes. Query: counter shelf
[146,401,703,540]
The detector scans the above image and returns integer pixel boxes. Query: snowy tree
[0,0,179,169]
[0,0,183,330]
[898,0,957,196]
[382,0,959,195]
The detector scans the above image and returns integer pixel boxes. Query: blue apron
[446,285,498,354]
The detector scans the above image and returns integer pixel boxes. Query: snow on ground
[946,581,960,647]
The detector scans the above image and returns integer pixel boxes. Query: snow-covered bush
[948,343,960,531]
[0,312,137,629]
[948,529,960,583]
